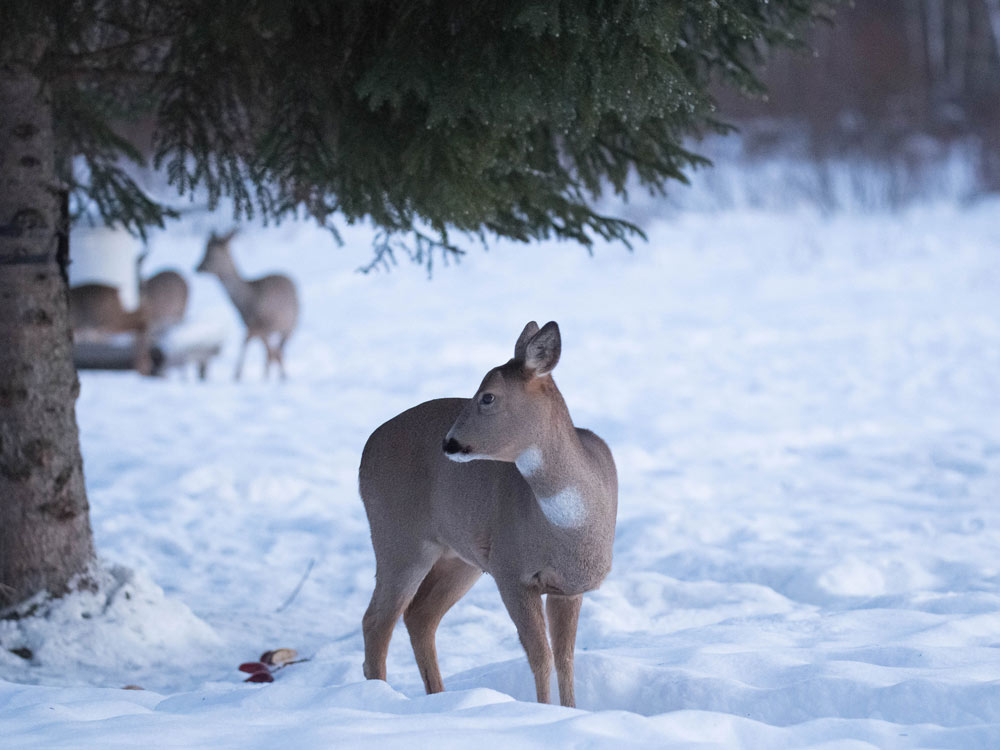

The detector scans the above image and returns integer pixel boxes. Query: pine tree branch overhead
[5,0,833,262]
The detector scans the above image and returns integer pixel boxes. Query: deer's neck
[514,415,603,530]
[213,263,255,321]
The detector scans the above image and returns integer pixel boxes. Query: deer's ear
[524,321,560,377]
[222,227,239,243]
[514,321,540,361]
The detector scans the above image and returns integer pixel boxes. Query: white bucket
[68,226,142,311]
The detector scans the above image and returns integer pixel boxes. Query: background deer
[69,284,153,374]
[195,229,299,380]
[137,250,189,336]
[358,321,618,707]
[69,251,190,376]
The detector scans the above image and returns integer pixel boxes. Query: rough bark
[0,63,96,611]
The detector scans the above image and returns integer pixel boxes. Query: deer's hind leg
[404,555,482,694]
[362,544,440,683]
[263,336,276,380]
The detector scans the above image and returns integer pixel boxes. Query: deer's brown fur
[196,229,299,380]
[358,321,618,706]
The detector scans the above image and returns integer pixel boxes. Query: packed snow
[2,194,1000,748]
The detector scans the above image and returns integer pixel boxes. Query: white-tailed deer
[359,321,618,707]
[195,229,299,380]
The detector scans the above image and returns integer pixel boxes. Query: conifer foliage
[5,0,827,263]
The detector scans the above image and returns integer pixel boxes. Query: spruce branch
[12,0,833,267]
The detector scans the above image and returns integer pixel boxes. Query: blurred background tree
[1,0,831,612]
[717,0,1000,191]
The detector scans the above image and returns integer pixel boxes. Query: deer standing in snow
[196,229,299,380]
[69,249,190,376]
[358,321,618,707]
[69,283,153,374]
[137,250,189,336]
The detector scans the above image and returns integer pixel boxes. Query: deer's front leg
[234,331,251,381]
[546,594,582,707]
[497,581,552,703]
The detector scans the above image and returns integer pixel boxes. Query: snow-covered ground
[3,196,1000,748]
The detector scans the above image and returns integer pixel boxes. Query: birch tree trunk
[0,62,96,612]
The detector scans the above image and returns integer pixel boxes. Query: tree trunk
[985,0,1000,63]
[0,63,96,612]
[924,0,947,104]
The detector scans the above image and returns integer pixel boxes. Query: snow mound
[0,562,220,692]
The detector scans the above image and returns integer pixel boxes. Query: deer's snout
[442,437,470,456]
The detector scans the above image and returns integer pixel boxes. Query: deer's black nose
[442,437,464,455]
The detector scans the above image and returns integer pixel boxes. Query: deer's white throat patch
[537,486,586,528]
[515,446,543,477]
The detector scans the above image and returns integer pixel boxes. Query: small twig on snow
[275,557,315,613]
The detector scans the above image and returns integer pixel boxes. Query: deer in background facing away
[70,252,190,376]
[137,250,188,337]
[69,283,153,374]
[195,229,299,380]
[358,321,618,707]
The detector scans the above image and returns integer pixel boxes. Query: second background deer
[196,229,300,381]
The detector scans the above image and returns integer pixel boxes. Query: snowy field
[2,196,1000,748]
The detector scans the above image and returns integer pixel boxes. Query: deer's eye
[480,393,495,405]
